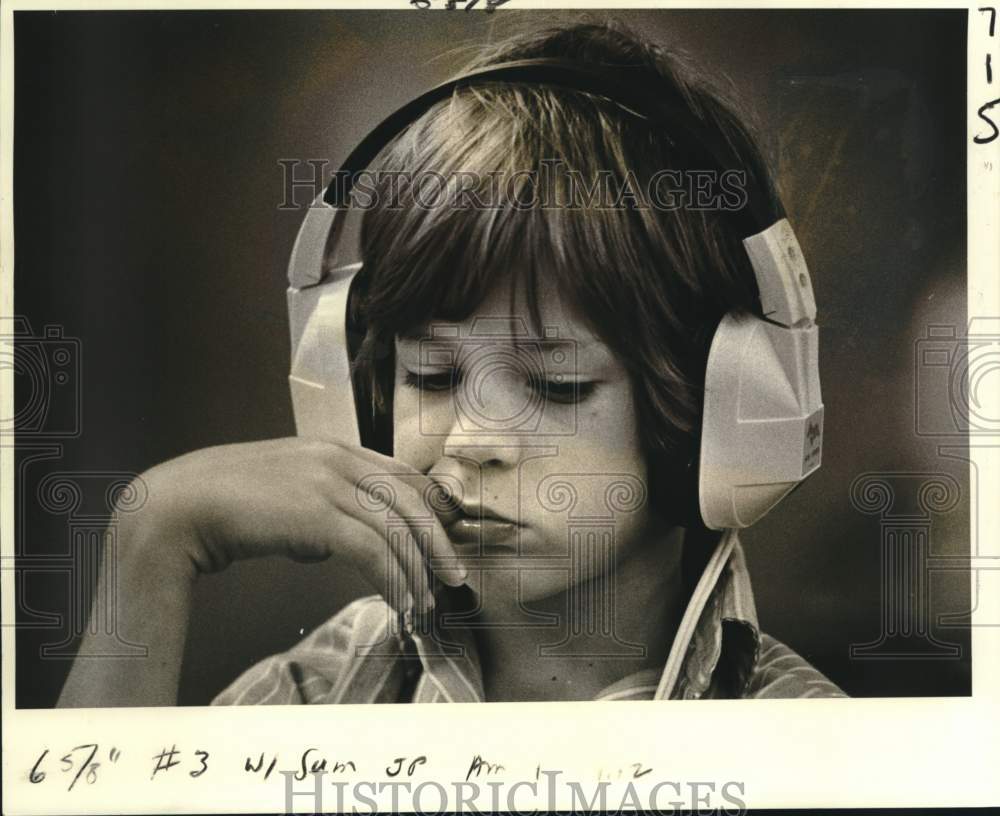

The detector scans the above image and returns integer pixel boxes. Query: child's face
[393,274,667,602]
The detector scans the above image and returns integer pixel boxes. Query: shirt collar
[674,531,761,700]
[401,529,761,702]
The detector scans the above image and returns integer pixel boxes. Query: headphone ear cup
[287,263,364,447]
[698,311,823,529]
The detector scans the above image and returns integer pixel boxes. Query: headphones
[285,58,824,531]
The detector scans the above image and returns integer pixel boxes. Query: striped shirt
[212,530,846,704]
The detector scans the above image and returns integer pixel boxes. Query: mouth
[445,504,521,546]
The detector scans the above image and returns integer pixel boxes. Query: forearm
[57,520,198,708]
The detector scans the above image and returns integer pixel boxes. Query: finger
[286,549,332,565]
[329,487,439,611]
[329,515,415,615]
[329,442,464,525]
[333,451,468,587]
[384,524,436,613]
[269,512,416,614]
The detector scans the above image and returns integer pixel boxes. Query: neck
[470,524,688,702]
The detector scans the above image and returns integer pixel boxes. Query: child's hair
[347,21,782,512]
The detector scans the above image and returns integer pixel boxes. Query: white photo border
[1,1,998,812]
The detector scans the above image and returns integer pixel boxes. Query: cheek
[581,392,651,540]
[522,385,651,533]
[571,385,646,473]
[391,384,430,470]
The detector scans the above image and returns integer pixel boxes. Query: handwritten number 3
[190,751,209,778]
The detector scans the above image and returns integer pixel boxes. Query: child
[58,21,845,706]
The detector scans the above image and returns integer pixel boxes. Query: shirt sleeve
[210,596,385,706]
[745,633,848,698]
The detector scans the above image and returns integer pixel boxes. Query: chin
[459,562,580,607]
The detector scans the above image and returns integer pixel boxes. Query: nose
[431,433,526,514]
[443,356,542,466]
[458,346,544,432]
[442,436,520,471]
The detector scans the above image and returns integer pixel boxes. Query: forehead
[397,272,602,346]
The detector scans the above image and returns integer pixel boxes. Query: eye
[402,370,458,392]
[534,379,598,405]
[403,370,597,404]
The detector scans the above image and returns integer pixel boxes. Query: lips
[444,504,521,546]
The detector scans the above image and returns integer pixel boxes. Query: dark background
[13,9,971,705]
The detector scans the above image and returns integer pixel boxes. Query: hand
[124,437,468,614]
